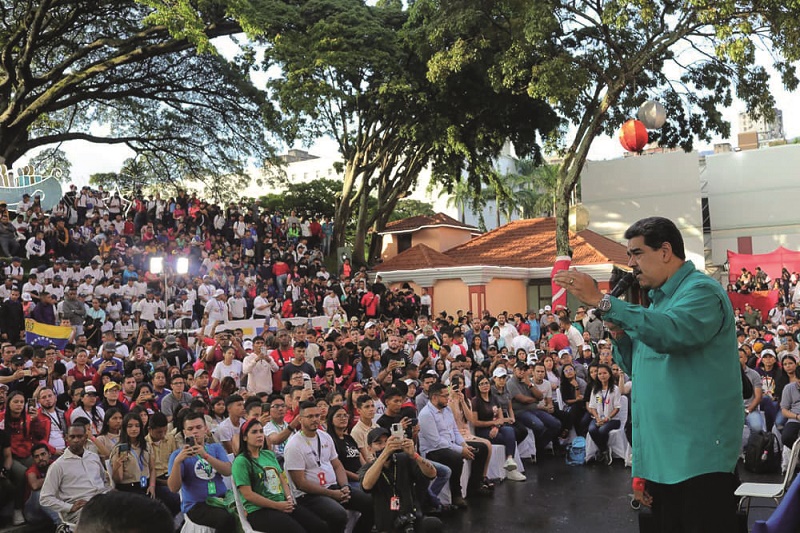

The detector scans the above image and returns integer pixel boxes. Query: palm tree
[502,160,560,218]
[445,180,476,224]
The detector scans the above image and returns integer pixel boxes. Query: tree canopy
[0,0,279,195]
[418,0,800,254]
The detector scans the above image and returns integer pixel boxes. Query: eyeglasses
[271,403,286,409]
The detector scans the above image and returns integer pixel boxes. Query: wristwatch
[596,294,612,314]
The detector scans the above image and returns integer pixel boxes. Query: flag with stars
[25,319,72,350]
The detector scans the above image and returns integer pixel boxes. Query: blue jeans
[475,425,516,458]
[745,409,765,433]
[588,419,621,452]
[24,490,59,525]
[428,460,451,503]
[517,409,561,448]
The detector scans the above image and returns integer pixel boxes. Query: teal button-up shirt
[607,261,742,484]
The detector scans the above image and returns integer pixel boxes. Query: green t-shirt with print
[231,450,286,514]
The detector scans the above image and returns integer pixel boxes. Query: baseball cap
[558,348,571,357]
[761,348,777,358]
[104,382,121,393]
[544,305,551,311]
[367,427,391,445]
[84,385,98,395]
[11,355,24,365]
[243,340,254,351]
[164,335,177,345]
[364,321,377,329]
[403,379,419,387]
[582,344,593,351]
[102,342,116,352]
[492,366,508,378]
[214,289,225,297]
[194,369,208,379]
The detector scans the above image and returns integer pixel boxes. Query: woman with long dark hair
[559,364,588,437]
[232,418,326,533]
[95,407,124,460]
[326,405,364,486]
[587,364,621,464]
[69,385,105,436]
[110,412,156,496]
[470,375,525,482]
[132,382,159,415]
[0,391,46,525]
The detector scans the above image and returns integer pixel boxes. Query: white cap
[364,321,377,329]
[777,325,788,332]
[558,348,571,357]
[214,288,225,297]
[544,305,552,311]
[243,340,254,351]
[582,344,592,351]
[538,308,544,314]
[492,366,508,378]
[761,348,777,357]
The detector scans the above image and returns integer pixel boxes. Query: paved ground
[0,456,783,532]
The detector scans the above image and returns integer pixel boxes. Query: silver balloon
[637,101,667,129]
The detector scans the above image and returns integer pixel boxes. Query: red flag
[551,256,571,310]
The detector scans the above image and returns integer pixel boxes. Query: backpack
[566,436,586,466]
[743,431,781,474]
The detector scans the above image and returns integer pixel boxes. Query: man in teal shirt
[555,216,742,533]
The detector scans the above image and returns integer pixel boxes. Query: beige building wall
[433,279,470,316]
[486,279,528,315]
[380,235,398,260]
[414,227,473,252]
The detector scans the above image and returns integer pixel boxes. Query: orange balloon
[619,119,649,152]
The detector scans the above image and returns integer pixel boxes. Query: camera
[394,513,416,533]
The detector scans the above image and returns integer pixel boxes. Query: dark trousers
[426,442,488,499]
[781,420,800,448]
[186,501,236,533]
[155,483,181,516]
[248,505,330,533]
[644,472,739,533]
[298,487,373,533]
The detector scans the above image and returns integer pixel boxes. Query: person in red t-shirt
[546,322,570,352]
[361,290,380,319]
[270,330,295,393]
[24,443,58,525]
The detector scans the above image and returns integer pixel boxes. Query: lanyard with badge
[133,447,148,488]
[380,461,401,511]
[195,445,217,495]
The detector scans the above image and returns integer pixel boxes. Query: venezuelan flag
[25,319,72,350]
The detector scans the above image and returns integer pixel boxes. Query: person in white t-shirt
[211,346,243,390]
[283,401,373,533]
[205,289,229,329]
[226,288,247,320]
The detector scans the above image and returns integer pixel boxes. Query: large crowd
[0,186,799,533]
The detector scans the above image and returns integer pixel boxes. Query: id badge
[208,480,217,495]
[140,476,148,488]
[390,496,400,511]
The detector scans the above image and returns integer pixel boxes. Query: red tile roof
[381,212,478,234]
[440,217,628,268]
[374,244,461,272]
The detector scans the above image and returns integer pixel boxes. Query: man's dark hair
[548,322,560,333]
[428,383,447,397]
[623,216,686,260]
[224,394,243,407]
[355,395,373,409]
[31,442,50,456]
[298,400,317,413]
[183,410,205,425]
[76,491,174,533]
[382,387,404,401]
[149,412,168,430]
[244,397,262,413]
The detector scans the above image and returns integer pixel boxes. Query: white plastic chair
[438,460,470,504]
[517,428,538,462]
[736,436,800,513]
[230,477,261,533]
[585,396,631,465]
[486,444,525,480]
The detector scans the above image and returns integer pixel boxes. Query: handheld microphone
[596,271,636,318]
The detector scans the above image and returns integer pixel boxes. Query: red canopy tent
[727,246,800,285]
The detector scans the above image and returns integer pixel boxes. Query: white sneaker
[506,469,527,482]
[504,457,518,471]
[12,509,25,525]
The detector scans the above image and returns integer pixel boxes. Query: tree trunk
[332,164,360,252]
[350,180,371,268]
